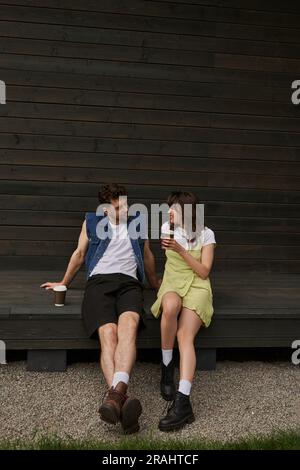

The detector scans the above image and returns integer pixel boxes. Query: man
[40,183,160,434]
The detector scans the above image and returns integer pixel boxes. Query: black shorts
[81,272,146,339]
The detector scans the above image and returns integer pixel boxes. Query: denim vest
[84,212,146,283]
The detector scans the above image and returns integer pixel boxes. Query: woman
[151,191,217,432]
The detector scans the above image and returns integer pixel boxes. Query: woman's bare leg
[160,292,182,350]
[176,307,203,383]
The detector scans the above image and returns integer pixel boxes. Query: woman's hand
[161,238,185,255]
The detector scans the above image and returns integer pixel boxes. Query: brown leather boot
[99,381,128,425]
[121,396,143,435]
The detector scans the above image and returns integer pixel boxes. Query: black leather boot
[160,359,176,401]
[158,391,195,432]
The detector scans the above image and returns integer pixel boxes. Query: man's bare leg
[114,311,140,375]
[113,311,142,433]
[98,322,118,387]
[99,311,142,433]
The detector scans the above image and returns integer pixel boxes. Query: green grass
[0,429,299,450]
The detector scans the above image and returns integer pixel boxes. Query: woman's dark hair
[166,190,200,236]
[98,183,127,204]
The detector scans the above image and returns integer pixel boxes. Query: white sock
[178,379,192,396]
[112,371,129,388]
[162,349,173,366]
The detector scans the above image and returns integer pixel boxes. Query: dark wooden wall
[0,0,300,274]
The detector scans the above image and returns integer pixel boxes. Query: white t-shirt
[89,220,138,279]
[161,222,217,250]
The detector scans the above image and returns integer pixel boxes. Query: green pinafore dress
[151,242,214,327]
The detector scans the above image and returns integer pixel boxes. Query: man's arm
[40,219,89,290]
[143,239,161,289]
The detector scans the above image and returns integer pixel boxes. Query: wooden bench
[0,269,299,372]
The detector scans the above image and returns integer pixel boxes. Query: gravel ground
[0,360,299,444]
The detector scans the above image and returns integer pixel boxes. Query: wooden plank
[1,165,300,191]
[1,137,299,162]
[2,0,300,30]
[0,53,297,89]
[1,269,300,284]
[0,2,300,44]
[2,150,300,178]
[1,211,300,233]
[1,180,300,204]
[0,68,290,103]
[2,20,300,60]
[152,1,300,15]
[1,240,300,261]
[2,118,300,148]
[1,256,300,272]
[3,334,298,349]
[1,226,300,247]
[0,318,298,348]
[0,140,298,164]
[1,195,300,219]
[1,269,300,287]
[4,307,300,320]
[3,101,300,132]
[3,36,300,74]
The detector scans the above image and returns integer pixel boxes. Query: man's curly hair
[98,183,127,204]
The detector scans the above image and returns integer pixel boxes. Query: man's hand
[143,240,161,290]
[151,278,162,291]
[40,281,65,290]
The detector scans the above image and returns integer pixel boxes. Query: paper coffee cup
[53,285,67,306]
[161,226,174,239]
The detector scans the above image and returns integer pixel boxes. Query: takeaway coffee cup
[53,285,67,306]
[161,221,175,240]
[161,224,174,251]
